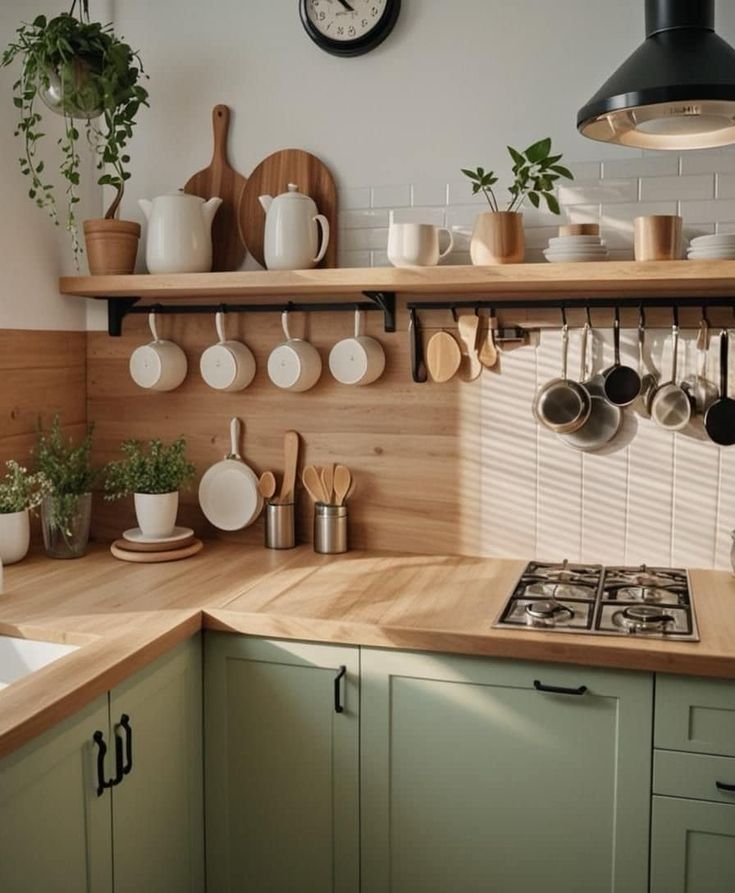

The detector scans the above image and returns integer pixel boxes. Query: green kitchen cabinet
[0,695,113,893]
[651,796,735,892]
[204,633,360,893]
[0,635,203,893]
[360,648,653,893]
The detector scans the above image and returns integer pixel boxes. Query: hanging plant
[1,0,148,263]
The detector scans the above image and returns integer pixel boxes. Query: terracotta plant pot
[470,211,525,265]
[84,219,140,275]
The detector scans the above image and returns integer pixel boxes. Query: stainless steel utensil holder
[314,503,348,554]
[265,502,296,550]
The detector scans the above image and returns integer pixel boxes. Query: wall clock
[300,0,401,57]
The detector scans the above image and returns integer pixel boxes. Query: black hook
[639,303,646,329]
[701,303,710,327]
[474,303,481,317]
[585,302,592,327]
[673,304,679,327]
[450,306,458,323]
[560,305,567,327]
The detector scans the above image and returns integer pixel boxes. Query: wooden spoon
[478,313,499,369]
[280,430,299,503]
[333,465,352,506]
[426,331,461,383]
[258,471,277,501]
[321,464,335,504]
[302,465,328,503]
[457,315,482,381]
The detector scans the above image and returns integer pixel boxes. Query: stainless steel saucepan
[650,318,692,432]
[533,322,591,434]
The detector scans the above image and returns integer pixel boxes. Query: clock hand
[336,0,355,10]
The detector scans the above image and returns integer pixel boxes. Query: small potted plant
[35,416,97,559]
[461,138,573,264]
[0,461,51,564]
[104,437,195,539]
[1,1,148,272]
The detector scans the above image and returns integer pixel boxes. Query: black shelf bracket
[362,291,396,332]
[108,298,139,336]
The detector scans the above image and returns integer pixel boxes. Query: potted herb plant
[1,1,148,272]
[0,461,51,564]
[461,138,573,264]
[104,438,195,539]
[35,416,96,559]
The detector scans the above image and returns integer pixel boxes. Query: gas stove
[494,560,699,641]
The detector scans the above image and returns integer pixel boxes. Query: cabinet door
[651,795,735,892]
[109,635,203,893]
[361,649,652,893]
[0,695,113,893]
[204,633,359,893]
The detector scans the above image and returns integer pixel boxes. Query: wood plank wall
[86,308,485,554]
[0,330,87,468]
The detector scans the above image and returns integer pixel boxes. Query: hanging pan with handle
[533,317,591,434]
[602,306,641,406]
[705,330,735,446]
[650,311,692,432]
[198,417,263,530]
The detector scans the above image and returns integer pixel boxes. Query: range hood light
[578,0,735,150]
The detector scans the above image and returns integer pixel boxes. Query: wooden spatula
[302,465,328,503]
[333,465,352,506]
[321,464,335,504]
[478,312,499,369]
[457,315,482,381]
[184,104,247,271]
[258,471,277,501]
[426,331,461,383]
[280,430,299,503]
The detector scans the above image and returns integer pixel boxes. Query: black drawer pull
[93,730,122,797]
[533,680,588,696]
[334,665,347,714]
[115,713,133,778]
[716,781,735,793]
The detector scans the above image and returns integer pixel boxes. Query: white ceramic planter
[0,509,31,565]
[134,492,179,539]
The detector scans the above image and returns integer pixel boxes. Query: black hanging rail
[106,291,397,336]
[406,296,735,313]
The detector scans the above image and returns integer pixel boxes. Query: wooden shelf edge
[59,260,735,301]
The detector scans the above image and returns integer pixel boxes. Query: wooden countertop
[1,542,735,758]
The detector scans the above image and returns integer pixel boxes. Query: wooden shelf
[59,260,735,302]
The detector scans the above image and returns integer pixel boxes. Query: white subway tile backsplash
[371,184,411,208]
[680,198,735,223]
[337,249,370,268]
[411,181,448,207]
[717,174,735,199]
[568,161,602,181]
[640,174,714,202]
[680,149,735,175]
[602,155,679,179]
[558,178,637,206]
[341,208,391,229]
[389,206,446,226]
[339,227,389,251]
[339,187,371,210]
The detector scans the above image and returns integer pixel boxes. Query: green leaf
[525,137,552,163]
[508,146,525,167]
[461,168,480,182]
[550,165,574,180]
[543,192,561,214]
[528,192,540,208]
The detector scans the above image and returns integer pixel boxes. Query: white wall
[0,0,111,330]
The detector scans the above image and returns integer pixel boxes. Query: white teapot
[259,183,330,271]
[139,191,222,274]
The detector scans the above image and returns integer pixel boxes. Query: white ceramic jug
[139,191,222,274]
[258,183,329,271]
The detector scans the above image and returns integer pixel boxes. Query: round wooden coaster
[112,536,197,554]
[110,539,204,563]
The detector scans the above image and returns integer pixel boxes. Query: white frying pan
[199,418,263,530]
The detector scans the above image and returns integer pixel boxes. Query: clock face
[300,0,400,57]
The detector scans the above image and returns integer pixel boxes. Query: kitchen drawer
[655,675,735,756]
[654,749,735,804]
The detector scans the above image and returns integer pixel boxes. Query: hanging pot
[38,57,104,120]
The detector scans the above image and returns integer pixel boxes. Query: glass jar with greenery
[104,437,195,539]
[0,460,51,565]
[35,416,97,559]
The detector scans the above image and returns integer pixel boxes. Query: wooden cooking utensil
[184,104,247,271]
[426,331,462,383]
[111,536,196,554]
[238,148,338,269]
[280,430,300,503]
[111,539,204,563]
[333,465,352,506]
[478,313,499,369]
[321,464,335,504]
[302,465,328,504]
[457,315,482,381]
[258,471,277,501]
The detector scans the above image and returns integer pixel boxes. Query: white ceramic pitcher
[139,191,222,274]
[258,183,329,271]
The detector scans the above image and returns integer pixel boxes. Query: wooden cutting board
[426,331,462,383]
[238,148,338,269]
[111,539,204,563]
[184,105,247,271]
[112,536,197,554]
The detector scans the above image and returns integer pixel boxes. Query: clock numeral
[337,25,344,35]
[362,18,369,27]
[371,6,379,16]
[348,25,356,36]
[318,10,325,19]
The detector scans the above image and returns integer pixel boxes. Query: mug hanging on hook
[329,309,386,386]
[200,310,256,392]
[267,309,322,392]
[129,311,188,391]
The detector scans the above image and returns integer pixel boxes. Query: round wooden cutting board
[238,148,338,269]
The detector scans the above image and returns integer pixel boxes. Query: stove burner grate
[613,605,675,633]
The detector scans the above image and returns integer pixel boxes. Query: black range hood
[578,0,735,149]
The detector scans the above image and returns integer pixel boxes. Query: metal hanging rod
[106,290,396,336]
[406,296,735,312]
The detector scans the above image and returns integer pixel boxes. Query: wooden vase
[470,211,524,265]
[83,219,140,275]
[634,215,683,261]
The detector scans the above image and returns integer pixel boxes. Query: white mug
[129,313,188,391]
[329,310,386,386]
[387,217,454,267]
[200,311,256,391]
[267,311,322,392]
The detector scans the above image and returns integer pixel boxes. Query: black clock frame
[299,0,401,57]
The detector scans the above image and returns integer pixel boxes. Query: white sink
[0,635,79,691]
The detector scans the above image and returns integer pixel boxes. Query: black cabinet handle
[334,665,347,714]
[115,713,133,779]
[533,680,588,696]
[93,730,121,797]
[716,781,735,793]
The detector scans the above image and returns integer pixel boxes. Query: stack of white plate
[687,234,735,259]
[543,234,609,263]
